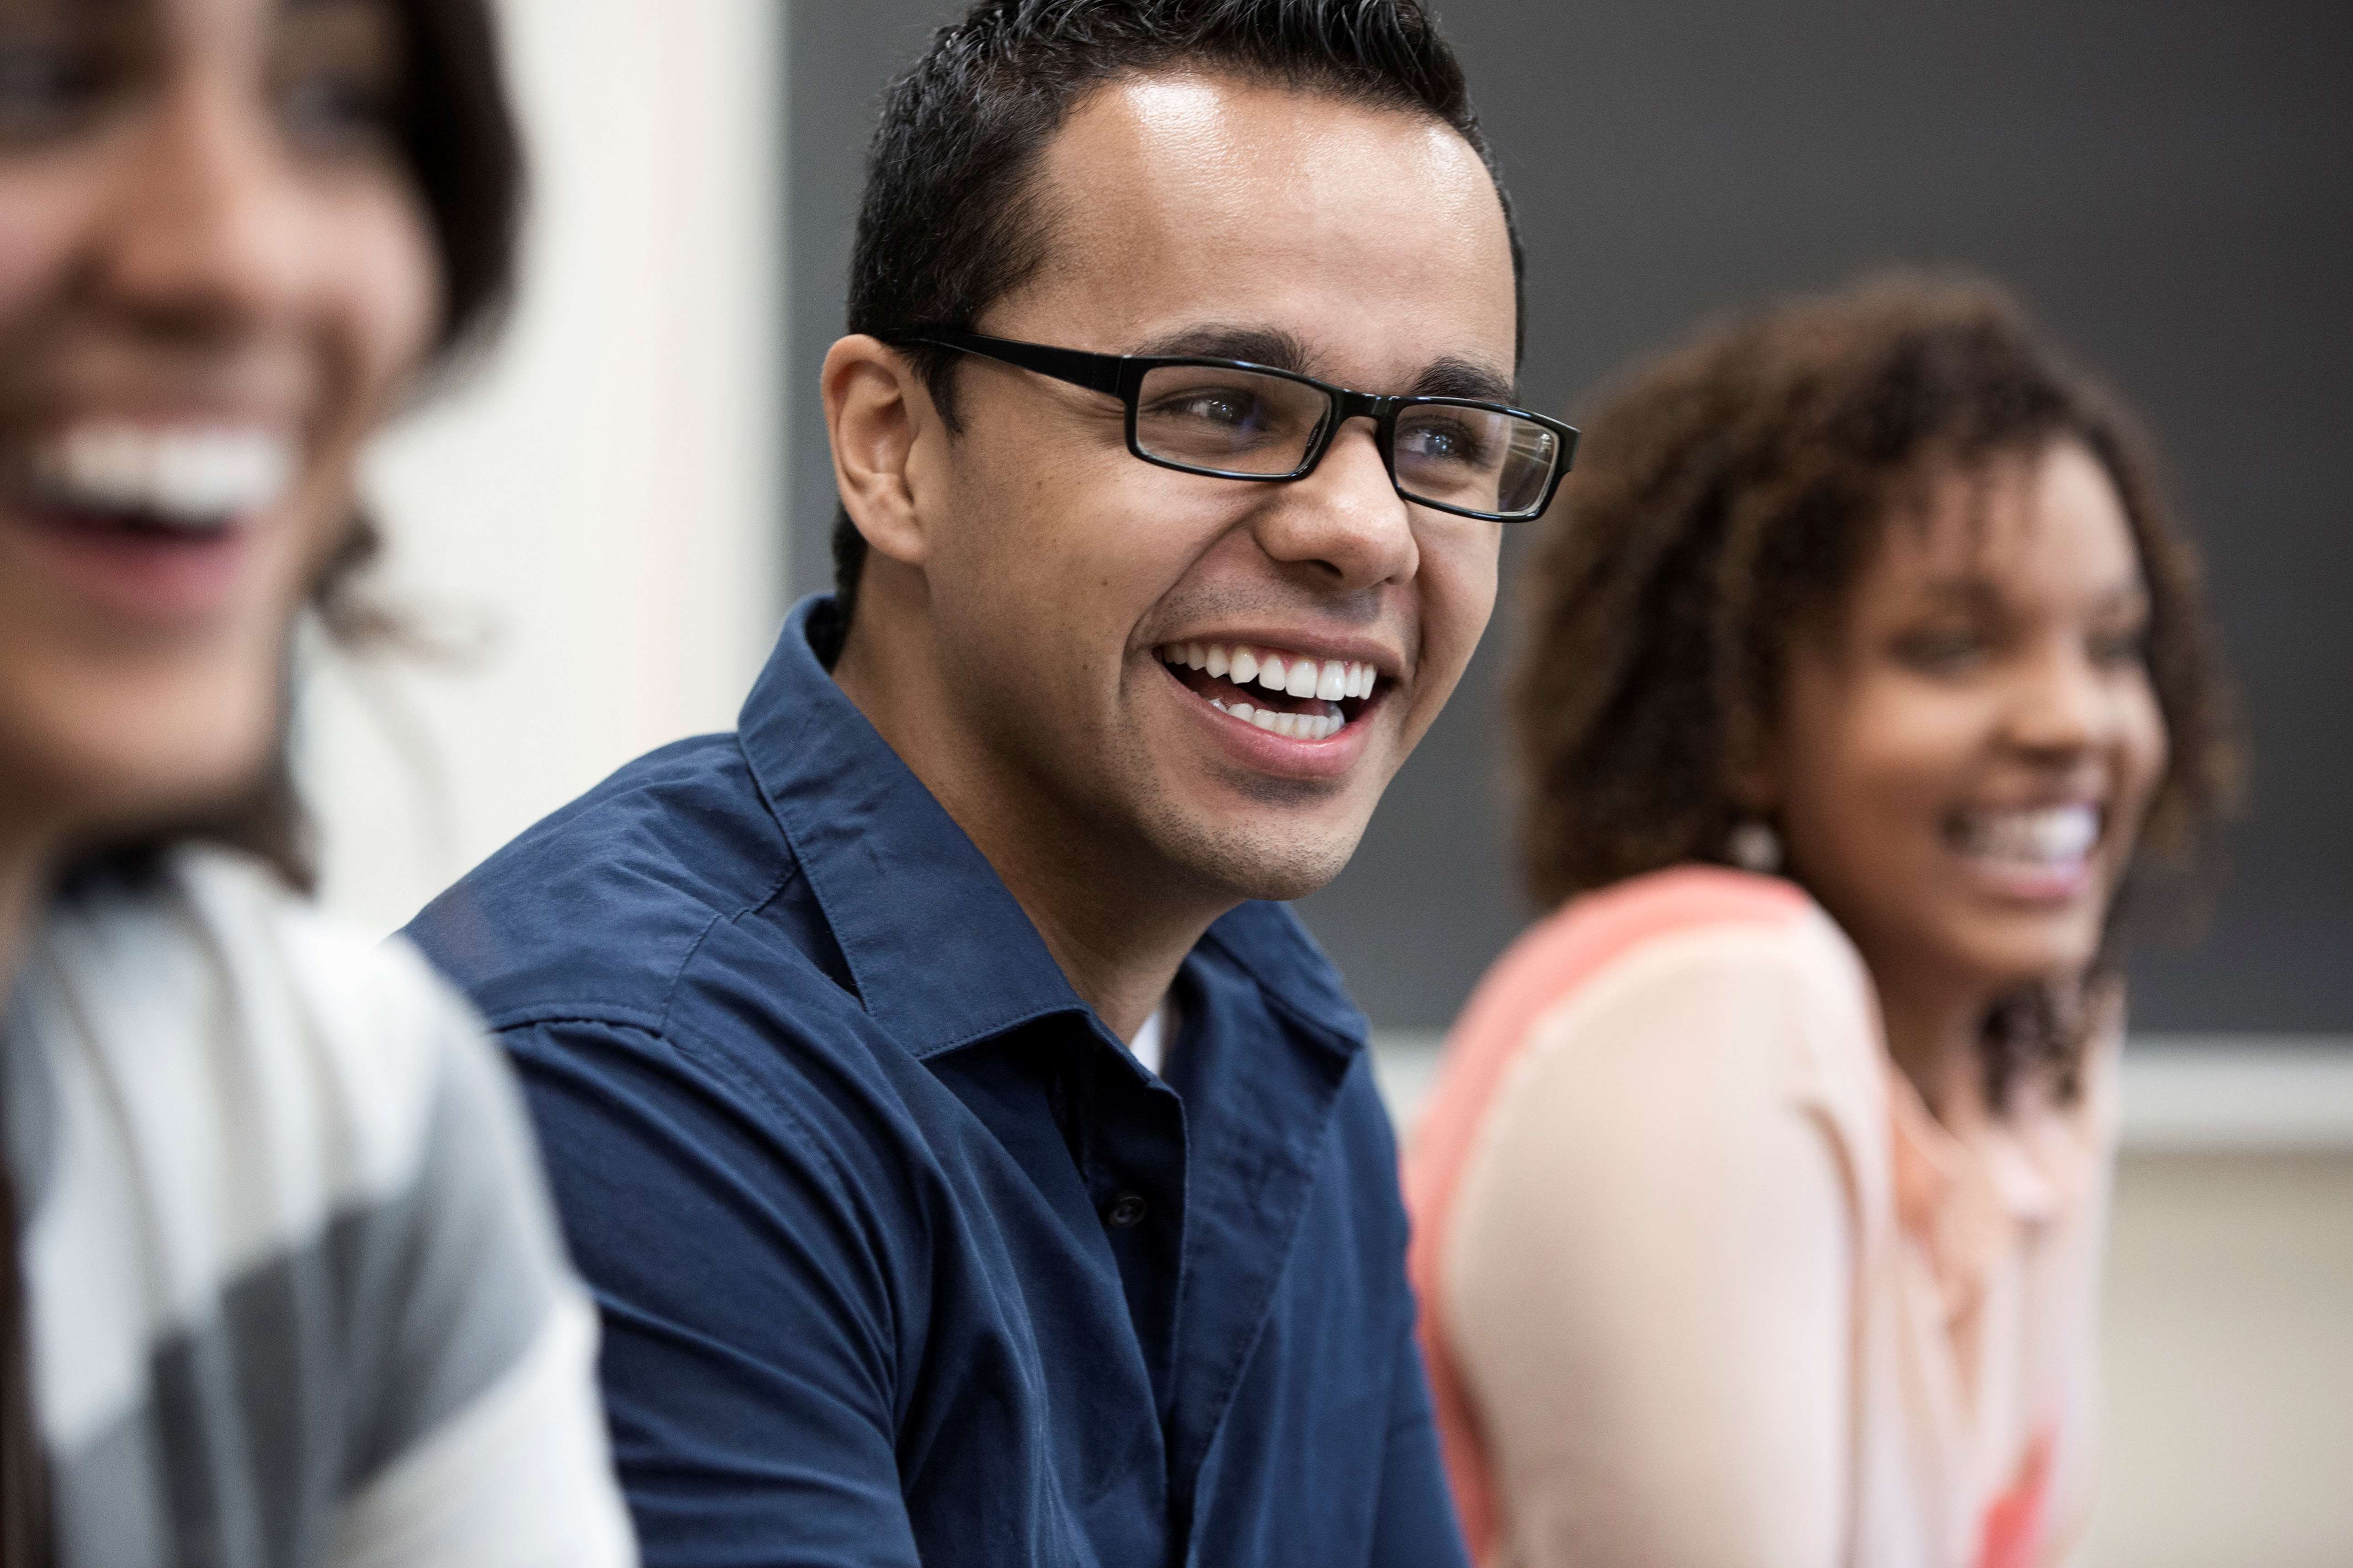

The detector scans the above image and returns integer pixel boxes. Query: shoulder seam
[495,1012,872,1233]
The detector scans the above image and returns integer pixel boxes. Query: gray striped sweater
[3,848,635,1567]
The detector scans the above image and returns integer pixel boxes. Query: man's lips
[1156,638,1389,742]
[1146,637,1395,785]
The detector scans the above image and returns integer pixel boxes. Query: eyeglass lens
[1132,363,1559,517]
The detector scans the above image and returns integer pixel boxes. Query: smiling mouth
[12,421,296,537]
[1156,640,1385,742]
[1943,803,2104,873]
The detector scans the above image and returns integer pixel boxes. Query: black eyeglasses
[888,328,1578,523]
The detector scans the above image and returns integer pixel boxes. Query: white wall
[298,0,786,937]
[2089,1148,2353,1568]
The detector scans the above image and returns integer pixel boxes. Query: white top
[4,846,637,1568]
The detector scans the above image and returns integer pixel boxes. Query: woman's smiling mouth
[26,421,296,531]
[1942,801,2106,901]
[4,418,299,623]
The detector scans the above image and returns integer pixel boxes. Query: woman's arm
[1439,932,1862,1568]
[328,993,639,1568]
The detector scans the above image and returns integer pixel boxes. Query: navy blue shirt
[405,596,1471,1568]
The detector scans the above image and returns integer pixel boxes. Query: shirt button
[1105,1193,1148,1229]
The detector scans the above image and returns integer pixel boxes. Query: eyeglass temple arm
[894,329,1125,397]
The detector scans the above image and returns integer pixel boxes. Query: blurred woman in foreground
[0,0,630,1560]
[1407,277,2236,1568]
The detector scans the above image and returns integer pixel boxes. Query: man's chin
[1148,807,1369,906]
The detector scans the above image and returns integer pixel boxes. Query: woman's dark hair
[80,0,523,894]
[1511,273,2241,1104]
[828,0,1521,632]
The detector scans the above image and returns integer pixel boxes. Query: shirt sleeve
[1370,1317,1476,1568]
[496,1016,922,1568]
[1438,932,1862,1568]
[328,980,638,1568]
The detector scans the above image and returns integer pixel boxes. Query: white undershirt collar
[1126,993,1178,1078]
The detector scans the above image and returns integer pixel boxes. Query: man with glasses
[407,2,1565,1563]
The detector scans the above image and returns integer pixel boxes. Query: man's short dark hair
[829,0,1524,628]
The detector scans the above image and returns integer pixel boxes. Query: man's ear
[823,334,939,567]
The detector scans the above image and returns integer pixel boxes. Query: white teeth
[1206,694,1344,740]
[1159,642,1380,701]
[29,423,295,530]
[1160,639,1373,742]
[1955,804,2101,864]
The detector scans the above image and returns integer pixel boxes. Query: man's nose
[91,78,311,339]
[1248,418,1420,592]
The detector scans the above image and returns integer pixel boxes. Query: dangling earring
[1726,820,1783,875]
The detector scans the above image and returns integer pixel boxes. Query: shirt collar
[737,595,1368,1061]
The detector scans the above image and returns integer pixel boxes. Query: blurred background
[301,0,785,935]
[305,1,2349,1562]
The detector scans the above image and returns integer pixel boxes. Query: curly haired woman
[1405,276,2237,1568]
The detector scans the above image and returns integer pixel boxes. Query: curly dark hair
[1511,273,2241,1102]
[828,0,1520,632]
[70,0,522,894]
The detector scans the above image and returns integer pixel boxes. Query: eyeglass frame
[884,326,1579,523]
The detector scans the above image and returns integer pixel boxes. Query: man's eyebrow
[1127,328,1518,403]
[1130,324,1313,371]
[1410,356,1516,404]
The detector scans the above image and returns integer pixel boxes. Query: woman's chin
[1936,906,2110,996]
[4,670,282,850]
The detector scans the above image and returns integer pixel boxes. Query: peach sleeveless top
[1405,867,2116,1568]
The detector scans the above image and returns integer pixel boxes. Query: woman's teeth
[1160,641,1378,701]
[27,423,295,531]
[1950,804,2102,865]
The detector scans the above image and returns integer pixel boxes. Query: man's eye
[1157,391,1264,429]
[1398,419,1483,466]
